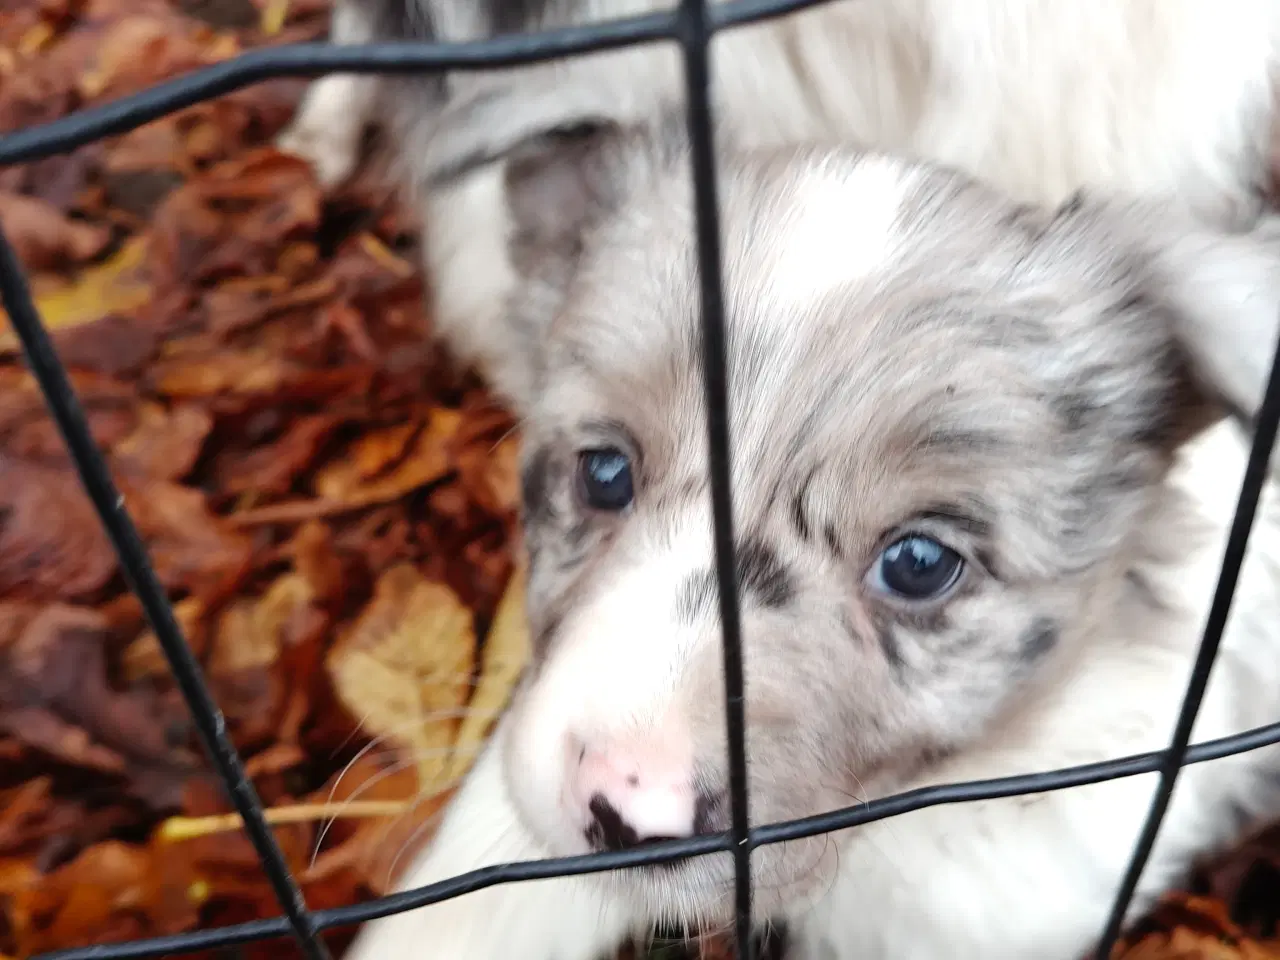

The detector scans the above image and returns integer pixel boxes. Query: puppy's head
[476,122,1280,924]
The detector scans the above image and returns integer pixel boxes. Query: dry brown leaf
[0,235,152,353]
[0,604,199,809]
[446,562,528,781]
[6,840,153,955]
[209,572,325,676]
[111,401,212,481]
[289,520,346,607]
[0,456,120,600]
[121,595,208,683]
[75,14,223,102]
[313,409,463,507]
[326,564,476,793]
[118,477,255,595]
[213,413,343,496]
[0,190,110,271]
[0,368,141,462]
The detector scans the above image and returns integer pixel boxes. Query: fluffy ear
[1158,215,1280,425]
[419,75,645,187]
[1143,208,1280,470]
[501,122,641,264]
[419,113,662,413]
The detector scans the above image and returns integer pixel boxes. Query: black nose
[584,791,727,852]
[585,795,644,851]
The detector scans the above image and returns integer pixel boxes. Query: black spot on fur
[920,428,1007,454]
[823,524,843,560]
[878,624,906,676]
[757,923,791,960]
[676,539,795,622]
[532,611,562,658]
[563,518,592,554]
[645,923,790,960]
[790,492,812,542]
[1125,568,1169,612]
[520,445,555,528]
[918,504,992,538]
[790,469,818,542]
[360,0,428,39]
[1054,392,1098,432]
[738,540,794,608]
[489,0,552,35]
[1020,617,1059,662]
[1057,190,1087,218]
[919,744,956,767]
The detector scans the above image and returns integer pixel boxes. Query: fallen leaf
[111,401,213,481]
[213,412,343,495]
[326,564,476,794]
[75,14,220,102]
[120,595,209,683]
[0,236,152,353]
[209,572,325,676]
[7,840,153,955]
[446,563,528,781]
[456,429,521,518]
[313,409,463,508]
[0,367,138,462]
[289,520,347,608]
[0,604,200,809]
[117,476,255,596]
[0,190,110,271]
[0,456,120,601]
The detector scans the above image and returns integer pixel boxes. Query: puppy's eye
[870,535,964,600]
[576,447,634,511]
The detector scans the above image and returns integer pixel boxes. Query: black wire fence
[3,0,1280,958]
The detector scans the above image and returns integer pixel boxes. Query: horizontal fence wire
[25,718,1280,960]
[0,0,834,170]
[1,2,1280,959]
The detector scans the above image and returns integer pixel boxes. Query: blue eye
[871,535,964,600]
[577,447,634,511]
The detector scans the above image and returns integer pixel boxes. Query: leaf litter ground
[0,2,1279,958]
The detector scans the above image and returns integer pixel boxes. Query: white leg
[276,0,381,187]
[343,729,640,960]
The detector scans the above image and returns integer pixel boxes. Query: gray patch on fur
[677,539,796,623]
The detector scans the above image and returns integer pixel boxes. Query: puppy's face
[463,126,1268,924]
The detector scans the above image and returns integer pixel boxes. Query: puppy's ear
[420,74,644,186]
[425,116,661,412]
[1156,214,1280,429]
[502,122,638,261]
[1137,207,1280,468]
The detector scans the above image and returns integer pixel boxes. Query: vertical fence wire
[0,224,331,960]
[1093,329,1280,958]
[2,5,1280,960]
[676,0,755,955]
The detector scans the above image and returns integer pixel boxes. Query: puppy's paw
[276,74,374,187]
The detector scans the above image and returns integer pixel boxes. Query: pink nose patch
[571,737,698,845]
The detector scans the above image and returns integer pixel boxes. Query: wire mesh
[1,1,1280,959]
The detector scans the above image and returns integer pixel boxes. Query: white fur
[349,427,1280,960]
[333,162,1280,960]
[276,1,380,188]
[279,2,1280,958]
[280,0,1280,388]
